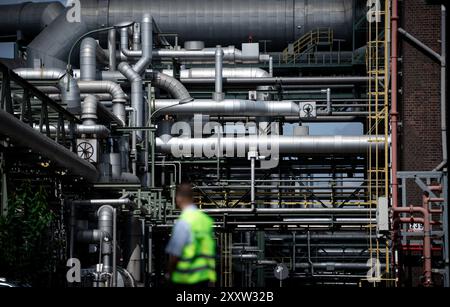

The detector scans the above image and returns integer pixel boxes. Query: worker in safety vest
[165,183,217,286]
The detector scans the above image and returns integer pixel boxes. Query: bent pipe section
[0,109,98,182]
[118,62,143,139]
[149,71,193,102]
[13,69,127,125]
[155,135,387,155]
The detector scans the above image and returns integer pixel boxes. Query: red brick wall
[400,0,442,174]
[398,0,443,287]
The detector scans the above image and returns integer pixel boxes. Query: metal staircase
[282,28,334,64]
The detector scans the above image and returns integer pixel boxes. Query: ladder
[282,28,334,64]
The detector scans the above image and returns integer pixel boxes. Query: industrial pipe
[15,0,361,67]
[108,29,117,71]
[132,15,153,74]
[118,62,143,138]
[393,200,432,287]
[180,76,376,86]
[213,46,224,101]
[77,81,127,124]
[162,67,270,79]
[154,99,300,116]
[156,135,387,156]
[58,74,81,114]
[149,71,193,102]
[80,37,100,81]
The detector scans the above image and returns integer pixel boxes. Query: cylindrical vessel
[107,0,356,50]
[19,0,361,67]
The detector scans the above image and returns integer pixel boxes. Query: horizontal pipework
[156,135,387,155]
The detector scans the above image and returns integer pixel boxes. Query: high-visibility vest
[171,209,217,284]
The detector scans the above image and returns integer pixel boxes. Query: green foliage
[0,182,56,285]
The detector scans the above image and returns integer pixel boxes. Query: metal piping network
[393,194,436,287]
[80,95,111,138]
[77,81,127,125]
[14,69,127,124]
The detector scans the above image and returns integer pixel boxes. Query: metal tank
[107,0,355,49]
[7,0,361,68]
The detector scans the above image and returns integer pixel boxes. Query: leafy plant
[0,182,56,286]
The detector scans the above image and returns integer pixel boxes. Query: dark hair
[176,183,193,199]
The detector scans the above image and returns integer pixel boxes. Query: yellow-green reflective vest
[171,209,217,284]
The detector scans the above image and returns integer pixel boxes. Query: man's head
[175,183,194,209]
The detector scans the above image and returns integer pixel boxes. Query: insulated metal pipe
[180,76,375,85]
[154,99,299,116]
[14,68,65,80]
[97,205,114,273]
[202,208,375,214]
[132,15,153,74]
[80,37,99,81]
[58,74,81,114]
[81,95,98,126]
[156,135,387,156]
[77,81,127,124]
[154,46,260,64]
[162,67,270,79]
[120,27,141,57]
[118,62,143,139]
[149,72,193,102]
[108,29,117,71]
[213,46,224,101]
[14,68,126,123]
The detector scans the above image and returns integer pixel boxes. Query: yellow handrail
[282,28,334,64]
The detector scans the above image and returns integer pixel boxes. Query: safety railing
[282,28,334,64]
